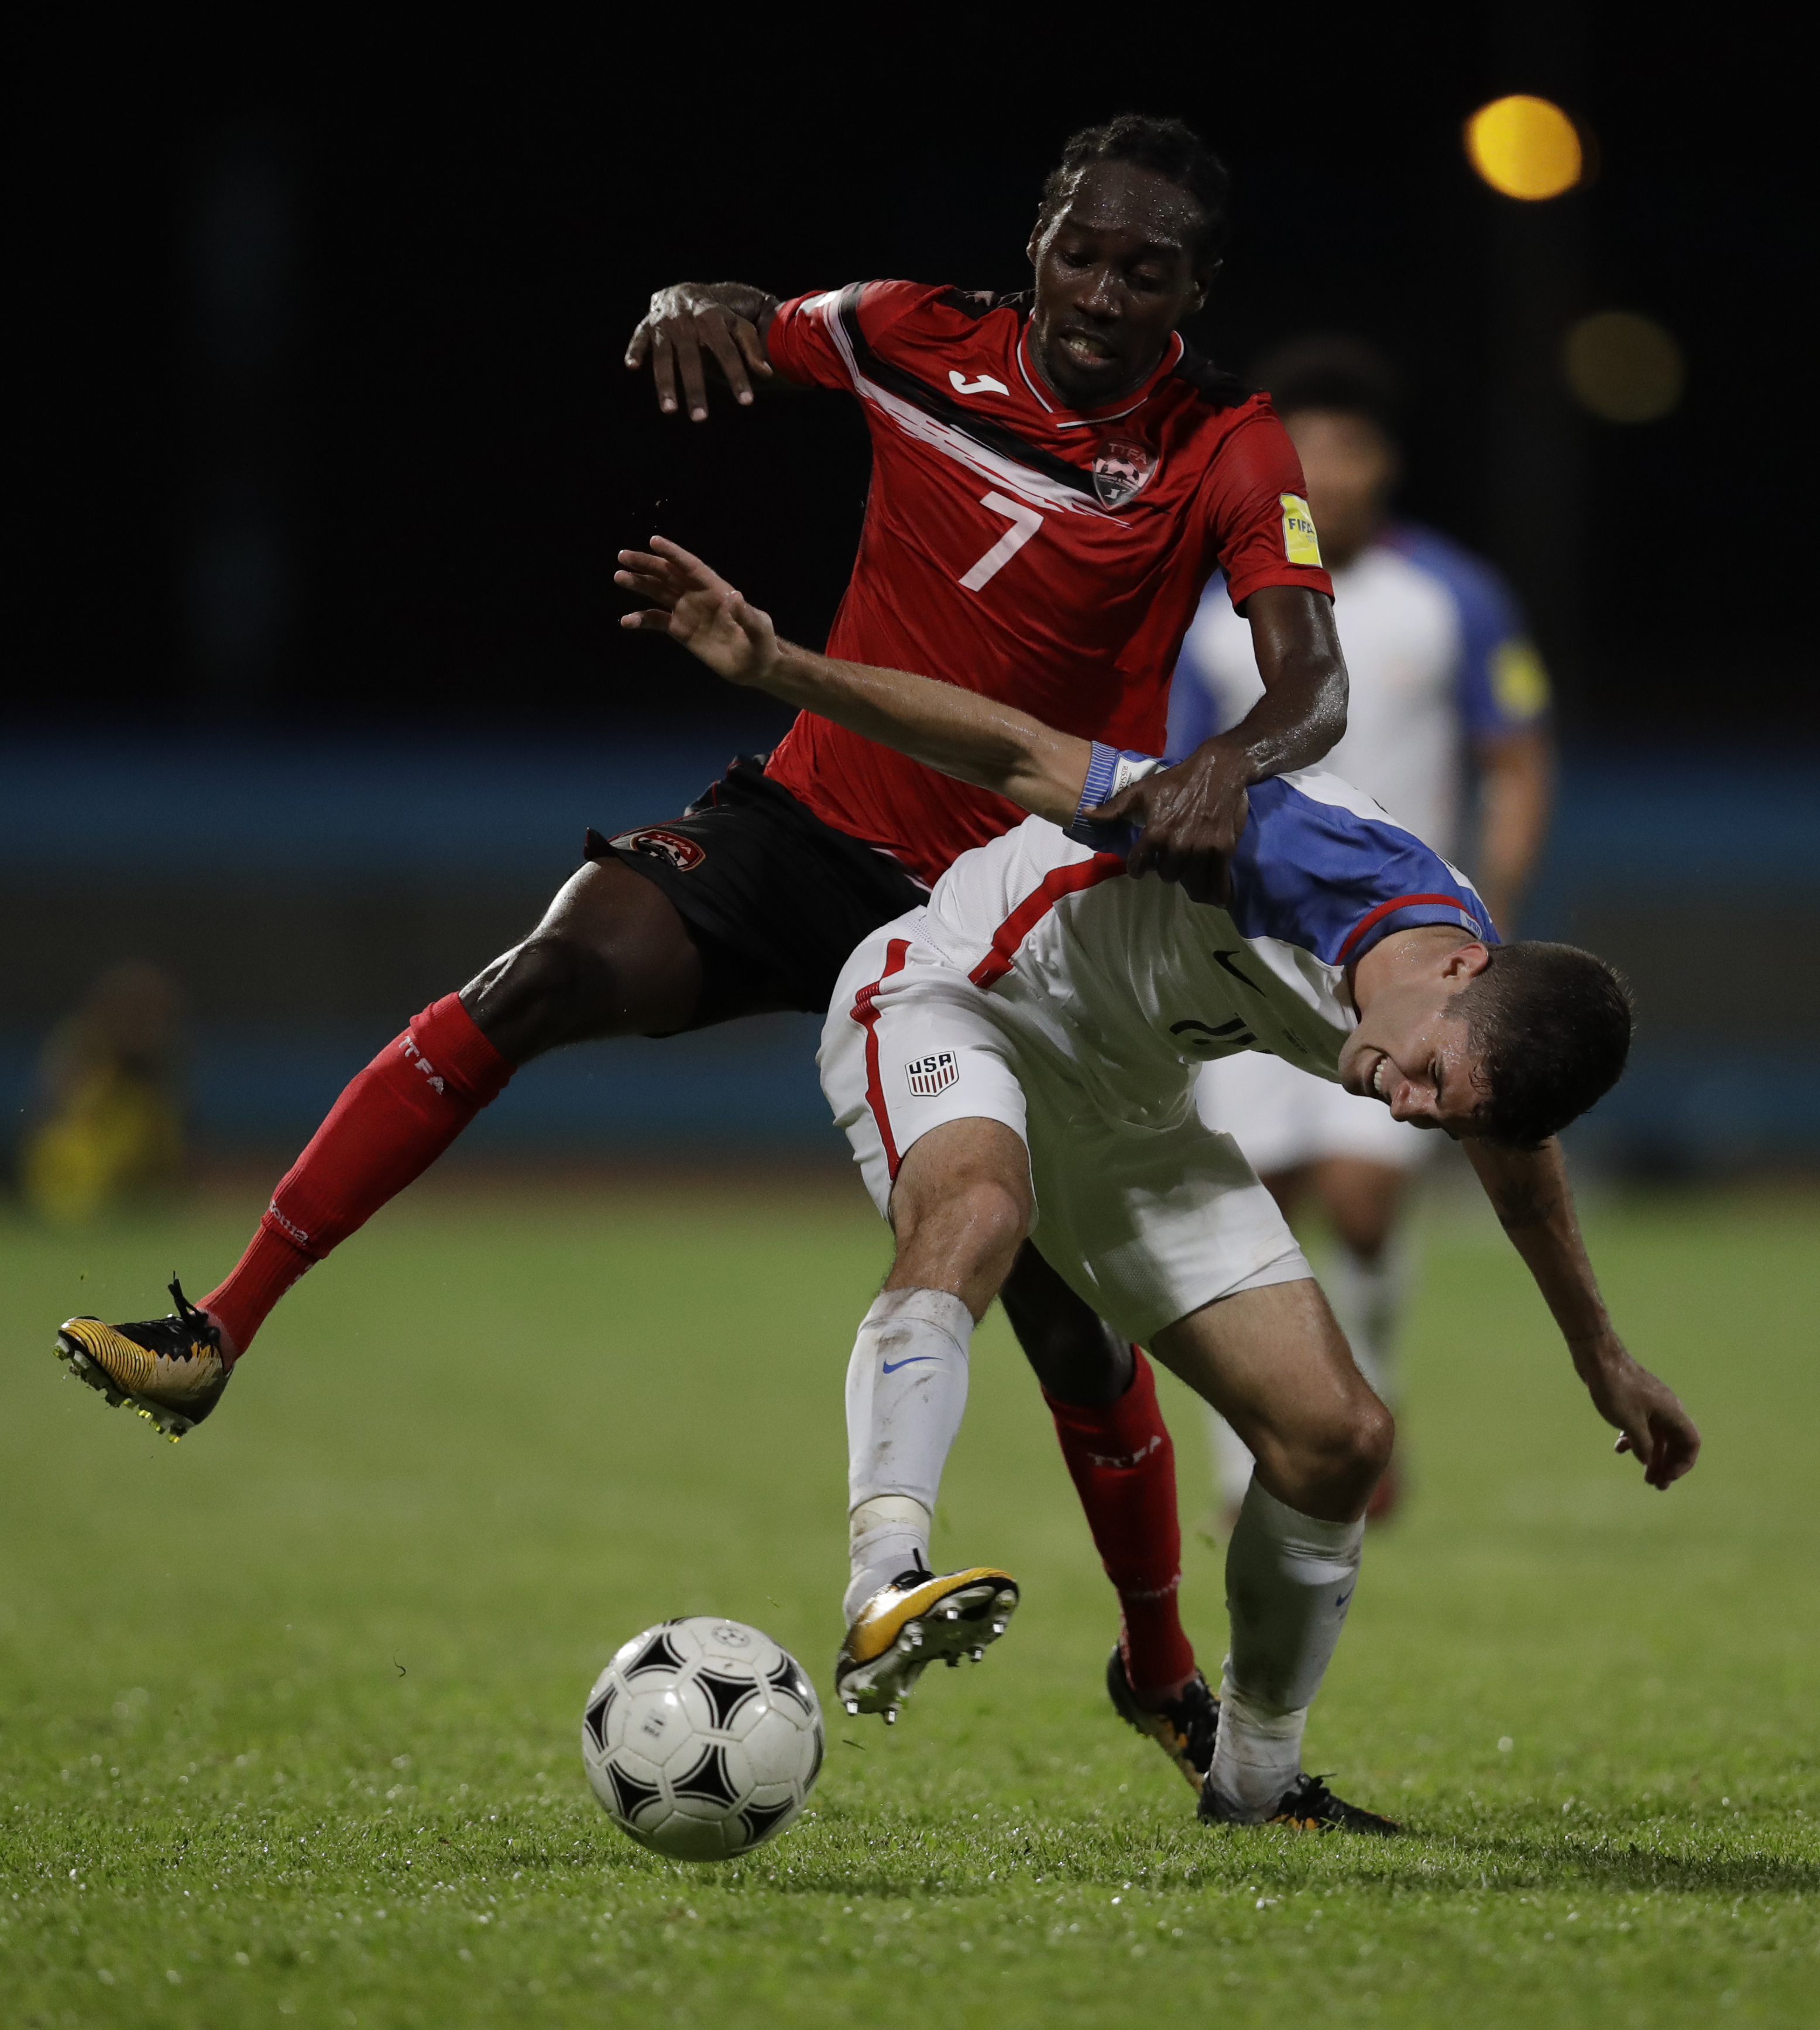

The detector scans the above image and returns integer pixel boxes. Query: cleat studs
[884,1709,897,1726]
[990,1620,1007,1635]
[971,1648,984,1662]
[843,1699,859,1716]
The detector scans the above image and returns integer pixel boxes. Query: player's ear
[1444,941,1494,980]
[1187,259,1221,314]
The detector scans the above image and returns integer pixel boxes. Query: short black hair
[1039,115,1231,266]
[1252,334,1402,438]
[1454,941,1635,1148]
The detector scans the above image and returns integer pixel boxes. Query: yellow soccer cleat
[835,1565,1019,1723]
[55,1278,231,1441]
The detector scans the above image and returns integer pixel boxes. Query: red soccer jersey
[761,280,1333,887]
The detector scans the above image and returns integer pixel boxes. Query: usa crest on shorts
[905,1050,959,1098]
[1092,440,1158,509]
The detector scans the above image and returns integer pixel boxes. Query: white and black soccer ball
[581,1617,824,1861]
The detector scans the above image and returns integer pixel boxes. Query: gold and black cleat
[55,1278,231,1441]
[1199,1768,1402,1837]
[1106,1645,1221,1794]
[835,1565,1019,1723]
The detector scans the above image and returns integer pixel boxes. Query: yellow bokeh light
[1562,312,1685,423]
[1465,95,1583,200]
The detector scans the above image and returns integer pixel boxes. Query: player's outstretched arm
[1465,1137,1700,1489]
[1089,585,1349,906]
[616,538,1090,823]
[624,282,795,420]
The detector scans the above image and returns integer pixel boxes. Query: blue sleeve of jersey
[1388,524,1550,739]
[1064,743,1160,854]
[1229,777,1499,963]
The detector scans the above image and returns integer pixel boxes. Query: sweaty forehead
[1053,162,1203,251]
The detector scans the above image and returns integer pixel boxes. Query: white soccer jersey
[819,759,1495,1342]
[914,765,1495,1131]
[1170,525,1548,858]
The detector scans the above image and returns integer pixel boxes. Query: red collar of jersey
[1015,322,1187,429]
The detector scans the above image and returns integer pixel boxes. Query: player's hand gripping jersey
[820,762,1493,1339]
[763,282,1332,884]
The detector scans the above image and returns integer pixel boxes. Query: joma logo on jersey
[610,826,705,871]
[905,1050,959,1098]
[1093,440,1158,509]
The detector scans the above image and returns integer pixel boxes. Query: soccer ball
[581,1617,824,1861]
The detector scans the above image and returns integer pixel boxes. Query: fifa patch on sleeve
[905,1051,959,1099]
[1280,494,1322,566]
[1490,638,1551,721]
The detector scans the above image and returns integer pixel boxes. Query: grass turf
[2,1173,1817,2026]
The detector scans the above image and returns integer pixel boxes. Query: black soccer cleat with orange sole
[1199,1768,1401,1836]
[1105,1645,1221,1794]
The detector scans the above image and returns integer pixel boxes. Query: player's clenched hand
[1579,1341,1702,1490]
[616,536,779,687]
[1088,738,1254,904]
[624,284,773,421]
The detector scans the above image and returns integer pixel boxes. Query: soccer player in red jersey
[59,116,1347,1794]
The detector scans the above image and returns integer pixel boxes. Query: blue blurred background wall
[6,735,1815,1174]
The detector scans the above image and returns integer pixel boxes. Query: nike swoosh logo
[1214,949,1263,993]
[881,1356,938,1374]
[1334,1588,1355,1610]
[949,370,1009,396]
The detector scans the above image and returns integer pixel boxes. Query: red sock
[202,995,513,1356]
[1045,1350,1196,1702]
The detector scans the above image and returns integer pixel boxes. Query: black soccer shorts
[593,755,929,1025]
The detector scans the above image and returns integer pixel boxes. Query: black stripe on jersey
[936,286,1024,320]
[1170,344,1251,409]
[835,284,1101,502]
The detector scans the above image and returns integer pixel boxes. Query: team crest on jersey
[905,1050,959,1099]
[1091,440,1158,508]
[610,825,705,871]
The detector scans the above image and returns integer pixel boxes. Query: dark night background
[8,11,1816,1172]
[16,12,1809,745]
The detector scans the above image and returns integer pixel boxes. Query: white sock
[1323,1240,1407,1407]
[1209,1479,1365,1819]
[844,1495,932,1622]
[843,1287,973,1622]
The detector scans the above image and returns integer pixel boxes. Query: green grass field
[3,1171,1818,2026]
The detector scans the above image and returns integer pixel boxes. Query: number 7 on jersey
[959,491,1043,592]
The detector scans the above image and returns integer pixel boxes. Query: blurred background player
[22,962,186,1226]
[1168,337,1554,1531]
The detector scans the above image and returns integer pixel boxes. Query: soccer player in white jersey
[1170,340,1555,1527]
[616,535,1699,1836]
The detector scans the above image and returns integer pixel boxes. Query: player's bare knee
[1351,1394,1396,1480]
[896,1174,1026,1258]
[463,925,629,1057]
[1263,1392,1393,1514]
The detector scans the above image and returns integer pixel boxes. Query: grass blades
[2,1175,1818,2025]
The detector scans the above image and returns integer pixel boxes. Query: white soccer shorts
[819,925,1309,1347]
[1196,1045,1433,1178]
